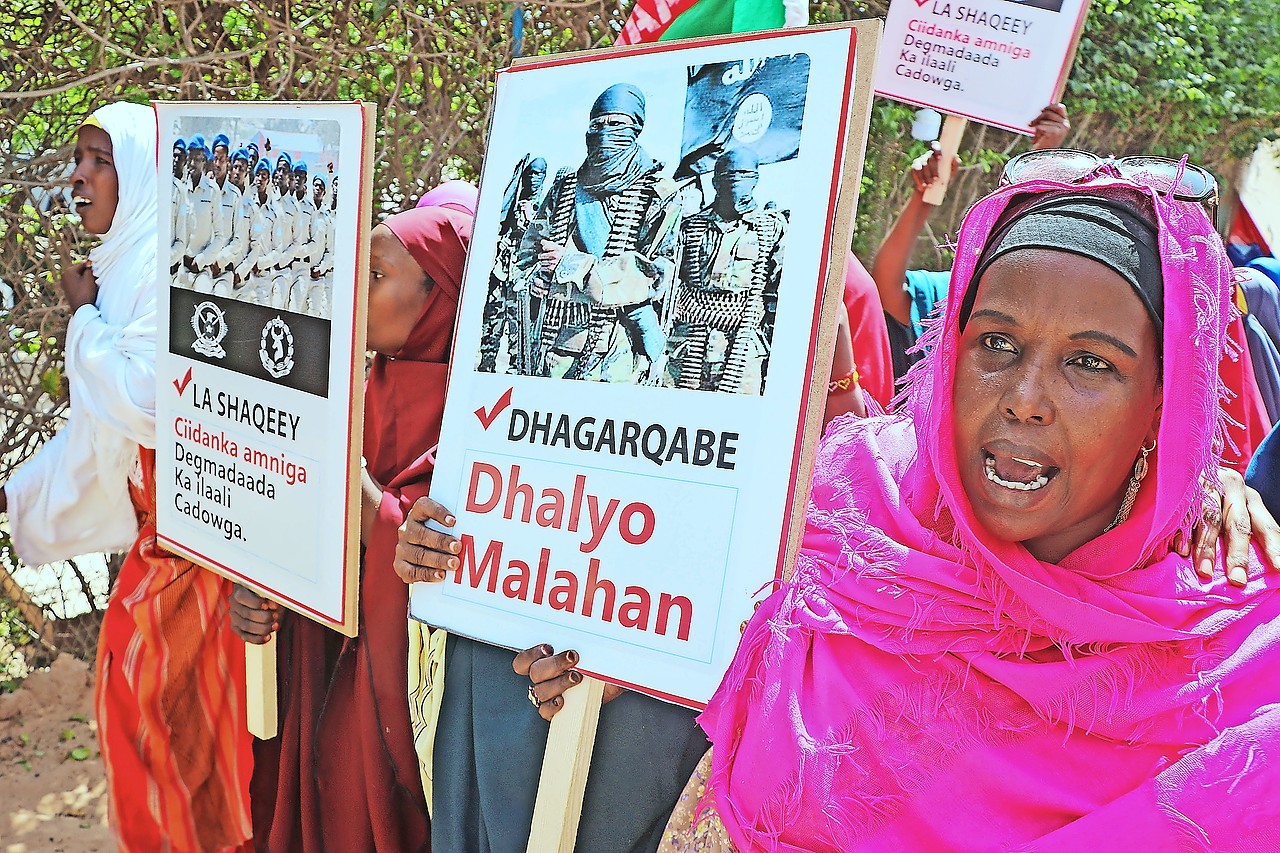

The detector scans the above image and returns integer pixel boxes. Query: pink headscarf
[415,179,478,215]
[700,176,1280,851]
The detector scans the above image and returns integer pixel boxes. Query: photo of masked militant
[478,155,547,373]
[664,148,786,395]
[516,83,682,383]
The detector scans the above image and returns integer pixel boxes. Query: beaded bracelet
[828,365,859,394]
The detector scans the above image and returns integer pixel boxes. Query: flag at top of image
[615,0,807,46]
[615,0,811,179]
[675,55,810,179]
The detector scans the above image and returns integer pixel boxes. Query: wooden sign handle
[245,636,278,740]
[526,676,606,853]
[922,114,968,207]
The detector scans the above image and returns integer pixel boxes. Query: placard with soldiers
[168,122,339,320]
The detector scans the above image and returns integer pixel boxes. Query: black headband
[959,193,1164,343]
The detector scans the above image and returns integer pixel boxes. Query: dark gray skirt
[431,634,710,853]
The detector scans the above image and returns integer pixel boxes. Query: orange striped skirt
[94,448,252,852]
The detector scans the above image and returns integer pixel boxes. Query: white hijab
[6,102,160,565]
[87,102,159,286]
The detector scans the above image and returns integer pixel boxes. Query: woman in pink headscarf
[661,159,1280,851]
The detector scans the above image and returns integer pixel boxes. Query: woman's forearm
[871,193,933,326]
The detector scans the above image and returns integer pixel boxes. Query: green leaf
[40,366,63,396]
[68,747,91,761]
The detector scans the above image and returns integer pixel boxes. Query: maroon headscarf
[252,204,473,853]
[362,206,472,478]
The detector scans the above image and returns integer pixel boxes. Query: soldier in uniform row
[168,133,334,319]
[266,151,300,310]
[224,148,260,295]
[241,158,281,306]
[303,173,336,317]
[171,133,243,298]
[171,134,218,292]
[228,147,250,194]
[170,138,188,275]
[245,141,260,178]
[192,134,251,297]
[287,159,322,312]
[275,155,327,313]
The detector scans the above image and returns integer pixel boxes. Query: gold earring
[1107,439,1157,531]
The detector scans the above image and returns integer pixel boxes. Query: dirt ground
[0,655,114,852]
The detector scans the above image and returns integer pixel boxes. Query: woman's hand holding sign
[396,495,622,718]
[513,645,623,721]
[229,584,280,644]
[394,496,460,583]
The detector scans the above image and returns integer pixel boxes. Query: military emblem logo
[259,316,296,378]
[190,300,228,359]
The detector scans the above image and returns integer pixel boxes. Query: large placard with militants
[154,102,374,636]
[410,24,878,706]
[873,0,1090,134]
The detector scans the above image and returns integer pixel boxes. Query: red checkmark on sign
[173,366,193,396]
[914,0,929,6]
[475,387,513,431]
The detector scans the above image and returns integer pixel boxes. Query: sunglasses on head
[1000,148,1218,213]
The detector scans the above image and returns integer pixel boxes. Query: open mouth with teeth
[983,451,1060,493]
[72,195,91,211]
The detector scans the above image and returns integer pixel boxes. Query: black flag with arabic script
[676,54,810,180]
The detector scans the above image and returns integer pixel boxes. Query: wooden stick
[526,677,606,853]
[245,636,278,740]
[922,114,968,206]
[0,564,56,648]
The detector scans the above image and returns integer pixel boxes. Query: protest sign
[154,102,374,637]
[410,22,878,708]
[873,0,1090,135]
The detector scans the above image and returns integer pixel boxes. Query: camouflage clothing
[479,156,546,374]
[665,204,786,394]
[518,163,681,382]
